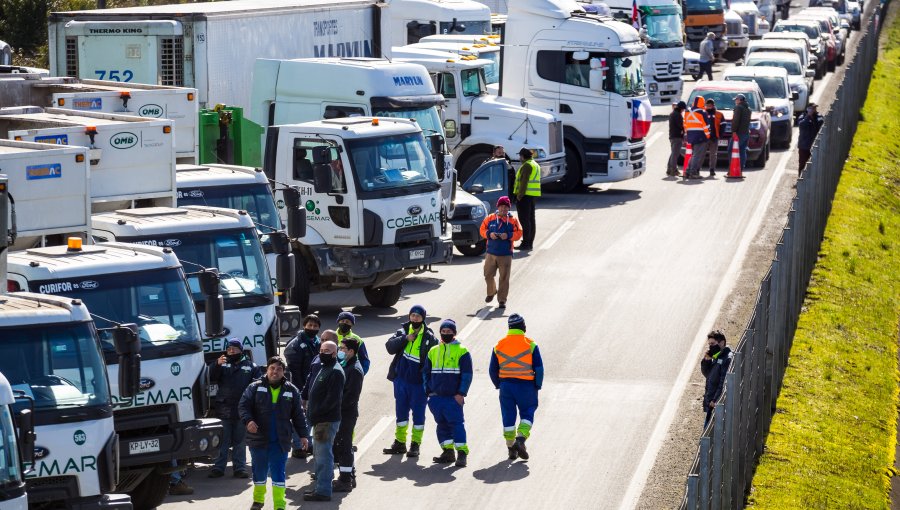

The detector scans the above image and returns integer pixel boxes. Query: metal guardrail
[681,6,886,508]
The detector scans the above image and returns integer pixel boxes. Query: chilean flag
[631,98,652,139]
[632,0,642,30]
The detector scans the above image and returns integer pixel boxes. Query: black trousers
[517,196,536,247]
[333,415,357,476]
[699,60,713,80]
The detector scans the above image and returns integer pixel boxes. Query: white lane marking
[540,220,576,251]
[619,125,795,509]
[646,131,664,149]
[458,306,492,341]
[354,415,394,459]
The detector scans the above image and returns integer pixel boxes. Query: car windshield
[609,55,646,96]
[121,229,272,306]
[690,90,760,110]
[346,132,440,194]
[459,68,487,97]
[0,322,110,411]
[685,0,725,12]
[30,268,203,358]
[644,12,685,47]
[774,23,820,38]
[0,406,21,487]
[727,76,787,98]
[747,58,802,75]
[177,183,281,233]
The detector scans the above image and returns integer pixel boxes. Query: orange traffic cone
[726,134,744,179]
[682,143,692,177]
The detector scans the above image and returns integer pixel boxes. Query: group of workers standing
[197,307,543,509]
[668,95,751,179]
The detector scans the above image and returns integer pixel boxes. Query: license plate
[129,439,160,455]
[409,249,426,260]
[729,41,738,47]
[718,139,730,147]
[451,224,462,233]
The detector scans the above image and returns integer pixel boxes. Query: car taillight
[7,281,21,292]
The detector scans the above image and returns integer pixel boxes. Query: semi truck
[0,370,35,510]
[501,0,651,191]
[0,140,221,510]
[681,0,727,54]
[263,116,454,312]
[0,75,198,163]
[581,0,685,106]
[48,0,491,111]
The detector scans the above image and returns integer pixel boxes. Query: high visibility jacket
[514,159,542,197]
[338,330,369,374]
[424,340,473,397]
[684,108,710,139]
[706,110,724,139]
[493,329,537,381]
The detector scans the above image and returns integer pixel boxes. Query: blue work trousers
[213,418,247,473]
[312,421,340,496]
[738,133,750,170]
[499,381,538,428]
[427,395,466,450]
[250,443,288,492]
[394,378,428,427]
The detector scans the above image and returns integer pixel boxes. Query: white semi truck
[48,0,491,110]
[501,0,651,191]
[263,116,454,312]
[0,370,35,510]
[0,75,198,163]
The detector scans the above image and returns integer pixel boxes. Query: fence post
[687,474,700,510]
[700,435,712,510]
[711,403,726,510]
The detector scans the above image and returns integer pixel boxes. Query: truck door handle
[560,104,573,114]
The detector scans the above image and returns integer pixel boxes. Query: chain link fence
[680,4,887,508]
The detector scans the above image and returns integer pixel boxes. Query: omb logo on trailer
[110,132,138,149]
[138,104,164,118]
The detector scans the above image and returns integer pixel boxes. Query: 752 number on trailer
[94,70,134,82]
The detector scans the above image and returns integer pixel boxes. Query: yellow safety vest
[514,159,542,197]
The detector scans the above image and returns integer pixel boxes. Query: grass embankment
[746,14,900,510]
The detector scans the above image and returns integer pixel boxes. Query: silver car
[743,51,813,111]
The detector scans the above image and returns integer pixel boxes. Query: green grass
[746,13,900,510]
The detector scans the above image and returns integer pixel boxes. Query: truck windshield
[479,51,501,85]
[645,12,685,47]
[346,132,440,194]
[460,68,487,96]
[30,268,203,361]
[685,0,725,12]
[0,406,21,487]
[0,322,110,411]
[609,56,646,96]
[177,183,281,233]
[374,107,443,139]
[439,20,491,36]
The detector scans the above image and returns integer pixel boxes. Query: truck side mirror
[312,146,333,165]
[268,231,291,255]
[275,253,296,291]
[113,324,141,399]
[572,51,590,61]
[15,408,35,467]
[429,134,446,181]
[313,164,334,194]
[588,57,605,92]
[197,269,220,297]
[197,270,225,337]
[276,305,302,338]
[282,187,306,239]
[443,119,457,138]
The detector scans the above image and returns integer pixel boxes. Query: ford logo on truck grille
[34,446,50,460]
[408,205,422,215]
[139,378,155,391]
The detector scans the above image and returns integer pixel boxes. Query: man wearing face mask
[209,339,261,478]
[303,341,345,502]
[332,338,365,492]
[283,314,321,458]
[336,311,369,374]
[700,330,731,427]
[383,304,439,457]
[489,313,543,461]
[425,319,473,467]
[239,356,308,510]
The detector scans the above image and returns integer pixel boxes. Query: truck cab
[264,117,453,311]
[0,371,33,510]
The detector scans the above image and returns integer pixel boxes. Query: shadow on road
[364,455,460,487]
[540,188,642,210]
[472,459,530,484]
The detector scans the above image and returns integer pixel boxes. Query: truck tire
[691,72,703,81]
[292,260,311,316]
[363,283,403,308]
[546,147,582,193]
[458,150,492,185]
[129,471,170,510]
[457,240,486,257]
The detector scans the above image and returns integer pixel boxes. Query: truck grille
[114,403,177,438]
[65,37,78,77]
[548,121,563,155]
[741,13,759,34]
[726,20,743,35]
[160,37,184,86]
[686,25,725,40]
[452,205,473,220]
[654,60,683,79]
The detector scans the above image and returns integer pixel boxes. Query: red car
[682,81,773,167]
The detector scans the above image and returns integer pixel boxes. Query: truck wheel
[546,147,582,193]
[129,471,170,510]
[363,283,403,308]
[457,240,486,257]
[458,150,492,185]
[291,260,311,315]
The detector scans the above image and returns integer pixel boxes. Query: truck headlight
[199,438,209,452]
[471,205,486,219]
[610,150,629,160]
[211,434,220,448]
[536,148,547,159]
[649,82,659,92]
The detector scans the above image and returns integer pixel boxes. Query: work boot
[455,451,467,467]
[383,440,407,455]
[514,436,529,460]
[291,447,307,458]
[250,503,264,510]
[168,480,194,496]
[508,446,519,461]
[332,473,354,493]
[207,469,224,478]
[406,441,420,458]
[432,448,456,464]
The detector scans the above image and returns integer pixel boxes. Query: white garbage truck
[0,75,198,163]
[262,116,454,312]
[501,0,651,191]
[0,141,222,510]
[0,370,35,510]
[48,0,491,110]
